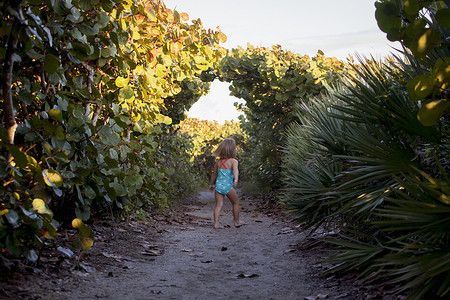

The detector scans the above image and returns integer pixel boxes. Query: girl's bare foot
[214,224,224,229]
[234,222,246,228]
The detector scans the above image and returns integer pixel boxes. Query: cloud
[187,82,244,124]
[282,28,401,59]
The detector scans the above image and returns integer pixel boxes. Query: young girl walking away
[208,138,244,229]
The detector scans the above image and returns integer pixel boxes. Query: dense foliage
[0,0,225,260]
[282,0,449,297]
[375,0,449,126]
[217,45,351,190]
[178,117,244,181]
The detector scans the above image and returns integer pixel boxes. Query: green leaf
[102,0,114,12]
[68,42,92,61]
[109,181,127,197]
[84,186,96,200]
[6,235,22,257]
[119,87,134,99]
[417,99,450,126]
[101,47,111,58]
[435,8,450,27]
[5,210,19,227]
[406,28,441,59]
[42,169,63,188]
[79,23,99,36]
[54,126,66,140]
[78,0,93,10]
[43,54,59,74]
[9,146,28,169]
[75,205,91,221]
[48,108,63,121]
[407,75,435,101]
[375,1,402,33]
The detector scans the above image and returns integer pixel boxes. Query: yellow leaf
[80,236,94,250]
[115,76,129,88]
[132,29,140,40]
[42,169,63,188]
[180,12,189,21]
[32,198,53,216]
[0,209,9,216]
[72,218,83,229]
[439,193,450,205]
[217,31,227,43]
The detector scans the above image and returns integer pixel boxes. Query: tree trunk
[2,23,19,145]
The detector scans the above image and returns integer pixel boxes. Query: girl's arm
[232,159,239,188]
[208,161,218,192]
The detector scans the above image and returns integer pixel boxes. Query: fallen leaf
[79,262,96,273]
[141,248,163,256]
[237,273,259,278]
[182,248,194,252]
[57,246,74,258]
[101,252,123,260]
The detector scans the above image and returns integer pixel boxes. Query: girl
[208,138,244,229]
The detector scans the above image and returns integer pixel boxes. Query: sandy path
[52,191,351,300]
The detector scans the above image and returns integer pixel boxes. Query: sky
[163,0,401,124]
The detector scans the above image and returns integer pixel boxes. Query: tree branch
[91,105,102,125]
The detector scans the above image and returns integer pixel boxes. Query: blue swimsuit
[215,158,234,195]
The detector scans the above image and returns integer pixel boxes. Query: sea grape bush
[218,45,352,190]
[0,0,226,260]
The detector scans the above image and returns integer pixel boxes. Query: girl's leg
[214,191,224,229]
[226,188,244,227]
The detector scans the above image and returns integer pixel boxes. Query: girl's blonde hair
[213,138,237,158]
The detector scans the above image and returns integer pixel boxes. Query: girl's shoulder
[222,157,238,162]
[228,158,238,166]
[217,157,237,168]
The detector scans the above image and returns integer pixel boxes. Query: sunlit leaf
[407,74,435,100]
[180,12,189,21]
[79,236,94,250]
[72,217,83,229]
[217,31,227,43]
[417,99,450,126]
[119,86,134,99]
[407,28,441,58]
[115,76,129,87]
[32,198,53,216]
[42,169,63,188]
